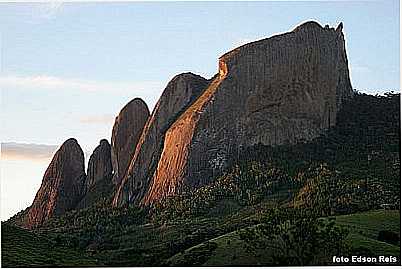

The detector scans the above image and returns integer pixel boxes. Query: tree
[238,208,349,266]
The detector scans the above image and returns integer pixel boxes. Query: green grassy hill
[334,210,400,256]
[167,210,401,266]
[1,223,100,267]
[2,208,400,267]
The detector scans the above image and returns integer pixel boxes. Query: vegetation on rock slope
[1,91,400,267]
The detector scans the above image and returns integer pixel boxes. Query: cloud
[36,1,64,20]
[0,75,163,94]
[1,142,58,161]
[79,114,115,125]
[10,1,64,25]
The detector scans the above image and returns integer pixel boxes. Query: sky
[0,0,400,220]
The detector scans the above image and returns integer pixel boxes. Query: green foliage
[238,208,350,266]
[2,92,400,267]
[377,230,400,245]
[151,161,297,222]
[1,223,99,267]
[40,199,146,250]
[165,241,218,266]
[292,163,397,215]
[333,210,400,257]
[244,92,400,216]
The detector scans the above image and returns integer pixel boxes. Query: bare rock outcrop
[74,139,113,209]
[86,139,112,189]
[113,73,209,206]
[111,98,150,185]
[25,138,86,228]
[140,21,353,205]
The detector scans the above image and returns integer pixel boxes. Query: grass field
[333,210,400,256]
[2,208,400,267]
[1,223,100,267]
[167,209,401,266]
[167,224,284,266]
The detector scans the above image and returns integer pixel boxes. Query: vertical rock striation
[24,21,353,215]
[113,73,209,206]
[25,138,86,228]
[111,98,150,185]
[86,139,112,189]
[141,21,353,205]
[75,139,113,209]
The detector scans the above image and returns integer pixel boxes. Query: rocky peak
[140,21,353,205]
[25,138,86,228]
[113,72,209,206]
[86,139,112,189]
[111,98,150,185]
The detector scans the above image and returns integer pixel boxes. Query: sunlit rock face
[114,21,353,206]
[86,139,112,189]
[25,138,86,228]
[113,73,209,206]
[111,98,150,186]
[109,22,352,206]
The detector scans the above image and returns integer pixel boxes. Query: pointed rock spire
[111,98,150,185]
[113,72,209,206]
[86,139,112,189]
[25,138,86,228]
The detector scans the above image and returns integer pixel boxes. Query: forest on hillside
[2,91,401,267]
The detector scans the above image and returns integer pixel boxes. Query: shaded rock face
[86,139,112,189]
[76,139,113,209]
[25,138,86,228]
[113,73,209,206]
[141,21,353,205]
[76,175,114,210]
[111,98,150,185]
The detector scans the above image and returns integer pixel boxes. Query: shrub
[377,230,400,245]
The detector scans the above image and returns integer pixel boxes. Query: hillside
[167,210,400,266]
[2,91,400,267]
[1,224,99,267]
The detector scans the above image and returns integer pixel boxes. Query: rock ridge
[111,98,150,185]
[140,21,353,205]
[86,139,112,189]
[23,21,355,218]
[113,72,210,206]
[25,138,86,228]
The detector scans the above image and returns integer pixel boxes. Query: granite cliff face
[23,21,354,219]
[113,73,209,206]
[86,139,112,189]
[25,138,86,228]
[75,139,114,209]
[136,21,353,205]
[111,98,150,185]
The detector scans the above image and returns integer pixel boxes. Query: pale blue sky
[1,1,400,148]
[0,1,400,220]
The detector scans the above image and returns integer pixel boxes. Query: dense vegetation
[1,223,99,267]
[238,208,350,266]
[151,161,299,222]
[2,91,400,266]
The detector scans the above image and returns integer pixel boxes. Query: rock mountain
[22,21,353,227]
[25,139,86,228]
[86,139,112,189]
[116,21,353,206]
[111,98,150,185]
